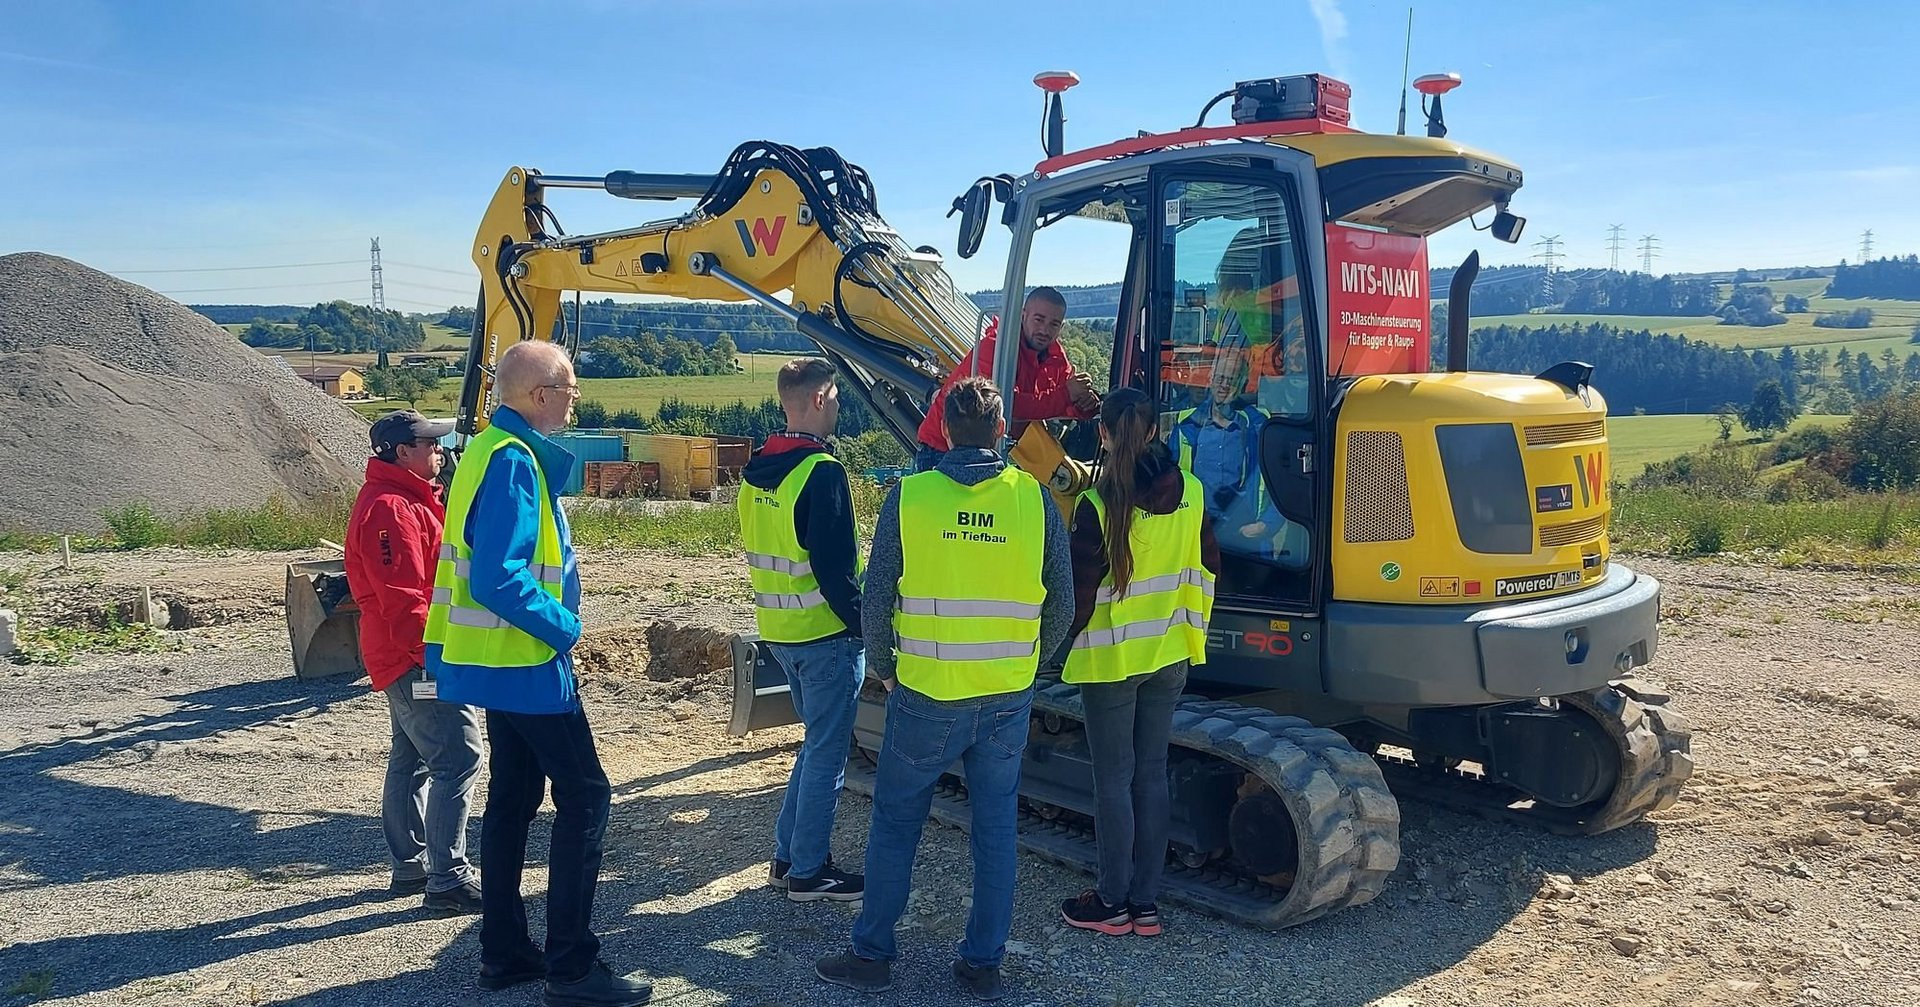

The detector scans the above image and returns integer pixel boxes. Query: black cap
[371,410,455,455]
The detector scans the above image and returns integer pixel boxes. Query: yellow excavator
[429,70,1690,930]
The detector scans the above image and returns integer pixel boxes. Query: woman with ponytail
[1057,388,1220,938]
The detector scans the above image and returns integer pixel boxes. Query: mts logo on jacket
[735,216,787,257]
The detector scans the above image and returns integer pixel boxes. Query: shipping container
[715,436,753,485]
[622,433,718,499]
[546,432,626,496]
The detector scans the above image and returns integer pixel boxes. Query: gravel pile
[0,252,368,532]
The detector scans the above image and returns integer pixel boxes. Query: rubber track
[847,680,1401,930]
[1374,678,1694,835]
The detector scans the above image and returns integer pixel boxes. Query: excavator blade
[727,634,799,735]
[285,558,366,680]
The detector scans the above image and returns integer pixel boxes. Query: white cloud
[1307,0,1349,77]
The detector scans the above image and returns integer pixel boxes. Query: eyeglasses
[540,383,582,399]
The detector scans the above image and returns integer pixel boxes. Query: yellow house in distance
[291,363,367,399]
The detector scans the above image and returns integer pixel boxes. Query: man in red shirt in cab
[345,409,484,916]
[913,286,1101,471]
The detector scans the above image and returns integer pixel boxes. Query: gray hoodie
[861,447,1074,685]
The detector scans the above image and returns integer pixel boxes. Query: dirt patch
[574,620,739,685]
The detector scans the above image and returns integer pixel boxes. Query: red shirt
[344,458,447,691]
[916,320,1096,451]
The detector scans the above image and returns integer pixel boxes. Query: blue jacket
[428,406,584,715]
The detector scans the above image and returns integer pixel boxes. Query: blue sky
[4,0,1917,312]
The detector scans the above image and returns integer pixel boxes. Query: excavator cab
[468,70,1690,930]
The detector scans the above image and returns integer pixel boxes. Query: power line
[1607,225,1626,272]
[105,260,362,274]
[1638,234,1661,274]
[369,238,385,313]
[1532,234,1562,299]
[1860,228,1874,262]
[155,279,367,295]
[387,260,478,277]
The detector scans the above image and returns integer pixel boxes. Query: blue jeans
[479,705,612,984]
[382,680,482,893]
[1079,660,1189,906]
[852,684,1033,969]
[768,635,865,878]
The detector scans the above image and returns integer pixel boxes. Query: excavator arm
[457,142,1081,492]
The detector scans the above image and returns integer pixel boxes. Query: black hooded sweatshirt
[740,432,862,640]
[1068,441,1223,641]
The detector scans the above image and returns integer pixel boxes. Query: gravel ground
[0,253,368,532]
[1,549,1918,1006]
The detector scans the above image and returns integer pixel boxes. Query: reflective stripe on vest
[422,424,567,669]
[736,451,860,643]
[893,466,1048,700]
[1063,473,1215,685]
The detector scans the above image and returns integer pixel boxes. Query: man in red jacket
[345,409,484,916]
[913,286,1101,470]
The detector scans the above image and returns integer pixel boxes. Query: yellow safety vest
[738,451,863,643]
[423,424,566,668]
[1064,473,1214,685]
[893,466,1048,700]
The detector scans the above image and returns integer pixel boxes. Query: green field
[1608,413,1846,479]
[346,352,804,421]
[1475,283,1920,357]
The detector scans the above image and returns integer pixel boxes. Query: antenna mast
[1395,8,1414,135]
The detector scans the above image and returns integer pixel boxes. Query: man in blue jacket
[426,340,652,1007]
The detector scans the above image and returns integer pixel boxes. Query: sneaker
[1128,902,1162,937]
[477,952,545,992]
[542,959,652,1007]
[952,959,1007,1001]
[1059,889,1132,935]
[424,879,484,917]
[389,874,428,896]
[769,859,791,890]
[815,951,891,993]
[787,865,864,903]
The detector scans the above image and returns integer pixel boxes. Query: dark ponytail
[1095,388,1158,597]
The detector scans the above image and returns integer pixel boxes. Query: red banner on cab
[1325,224,1429,376]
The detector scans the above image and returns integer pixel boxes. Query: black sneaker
[787,865,864,903]
[952,959,1007,1001]
[815,951,891,993]
[769,859,791,890]
[542,959,652,1007]
[1128,902,1162,936]
[389,874,428,896]
[424,880,483,917]
[477,952,545,992]
[1060,889,1132,935]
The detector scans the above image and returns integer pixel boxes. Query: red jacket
[344,458,446,691]
[916,319,1097,451]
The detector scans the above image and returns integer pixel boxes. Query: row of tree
[1428,321,1792,414]
[1828,256,1920,300]
[569,390,909,470]
[239,301,427,353]
[574,332,743,378]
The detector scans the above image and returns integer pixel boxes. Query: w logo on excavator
[1574,451,1606,507]
[735,216,788,258]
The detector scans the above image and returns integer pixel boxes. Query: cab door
[1144,158,1330,691]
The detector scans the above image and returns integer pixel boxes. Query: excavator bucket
[285,558,366,680]
[727,634,798,736]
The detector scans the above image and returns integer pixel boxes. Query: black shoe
[389,874,428,896]
[815,952,891,993]
[542,959,652,1007]
[424,879,484,917]
[769,859,791,890]
[787,864,864,903]
[477,953,545,992]
[1060,889,1132,935]
[1129,902,1162,937]
[952,959,1006,1001]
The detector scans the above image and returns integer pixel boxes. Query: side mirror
[949,180,992,260]
[1492,209,1526,244]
